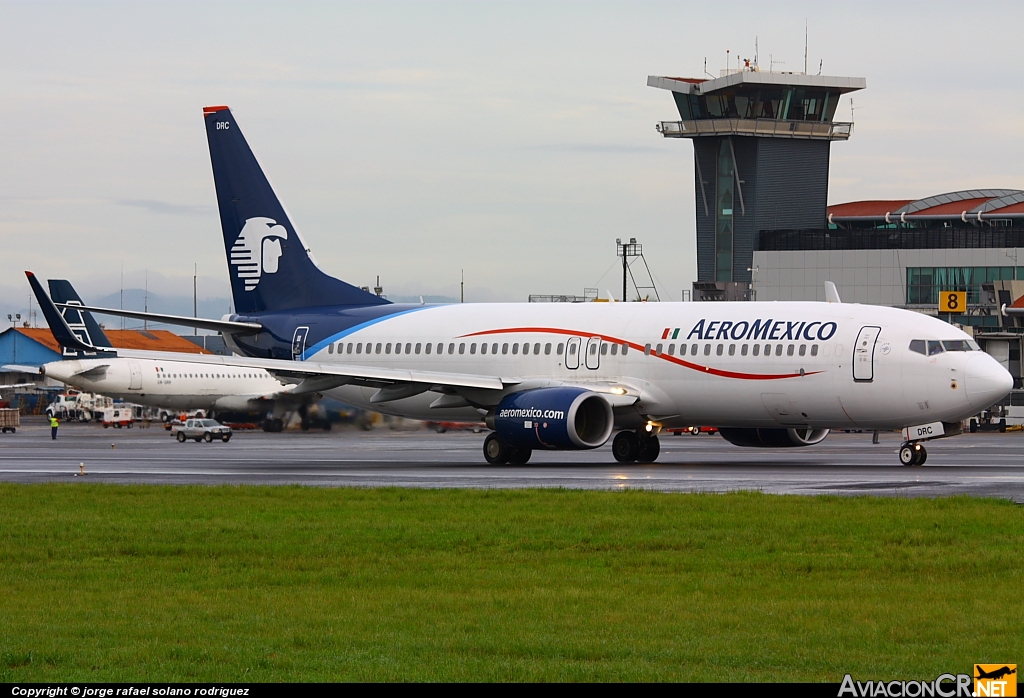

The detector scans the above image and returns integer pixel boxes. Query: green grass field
[0,484,1021,682]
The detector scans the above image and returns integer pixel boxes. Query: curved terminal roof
[828,189,1024,221]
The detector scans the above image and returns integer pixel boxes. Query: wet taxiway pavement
[1,418,1022,499]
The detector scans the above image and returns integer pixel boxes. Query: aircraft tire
[899,444,916,466]
[914,446,927,466]
[612,431,639,463]
[508,447,532,465]
[176,432,186,443]
[483,433,510,465]
[637,435,661,463]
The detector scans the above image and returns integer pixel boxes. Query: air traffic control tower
[649,67,865,297]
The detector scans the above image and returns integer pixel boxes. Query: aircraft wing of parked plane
[52,303,262,334]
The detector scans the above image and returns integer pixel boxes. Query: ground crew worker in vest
[50,415,59,440]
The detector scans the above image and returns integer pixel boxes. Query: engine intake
[486,387,614,450]
[718,427,830,448]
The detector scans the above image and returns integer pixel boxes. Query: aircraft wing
[53,303,262,334]
[0,383,39,390]
[111,347,509,393]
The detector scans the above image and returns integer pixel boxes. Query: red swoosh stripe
[459,326,823,381]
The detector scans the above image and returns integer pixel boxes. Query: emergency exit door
[853,326,881,382]
[565,337,581,370]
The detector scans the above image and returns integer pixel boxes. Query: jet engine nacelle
[485,387,614,450]
[718,427,830,448]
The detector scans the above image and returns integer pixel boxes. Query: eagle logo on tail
[230,217,288,291]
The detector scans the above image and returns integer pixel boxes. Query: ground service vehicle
[46,391,112,422]
[172,418,232,443]
[25,107,1014,466]
[0,408,19,434]
[100,407,134,428]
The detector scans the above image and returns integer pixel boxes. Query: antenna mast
[804,20,808,74]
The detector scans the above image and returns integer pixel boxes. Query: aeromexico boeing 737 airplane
[31,105,1013,466]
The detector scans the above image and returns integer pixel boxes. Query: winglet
[825,281,842,304]
[24,272,113,356]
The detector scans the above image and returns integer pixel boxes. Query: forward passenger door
[853,326,882,382]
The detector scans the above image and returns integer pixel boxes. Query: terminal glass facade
[715,140,734,281]
[907,266,1024,305]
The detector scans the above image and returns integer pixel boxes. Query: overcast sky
[2,0,1023,324]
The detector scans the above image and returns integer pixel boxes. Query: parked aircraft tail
[47,280,112,348]
[25,272,112,357]
[203,106,388,314]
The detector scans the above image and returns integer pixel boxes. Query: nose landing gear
[899,442,927,466]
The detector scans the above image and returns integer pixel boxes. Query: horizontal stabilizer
[53,303,262,334]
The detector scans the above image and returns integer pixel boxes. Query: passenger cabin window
[610,344,618,355]
[386,343,392,354]
[557,343,565,354]
[716,344,723,356]
[347,343,353,354]
[504,343,511,355]
[491,343,498,354]
[470,343,477,354]
[415,343,421,354]
[545,343,552,355]
[459,343,466,354]
[534,342,541,354]
[741,344,748,356]
[811,344,819,356]
[644,343,652,356]
[513,343,519,354]
[448,343,455,354]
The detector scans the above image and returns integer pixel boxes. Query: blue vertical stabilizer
[203,106,389,314]
[47,280,113,348]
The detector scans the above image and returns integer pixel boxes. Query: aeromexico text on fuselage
[681,318,839,343]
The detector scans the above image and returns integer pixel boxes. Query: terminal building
[649,65,1024,388]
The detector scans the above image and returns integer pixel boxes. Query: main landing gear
[483,433,532,465]
[899,442,927,466]
[612,430,661,464]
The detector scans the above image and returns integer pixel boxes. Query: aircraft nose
[965,353,1013,409]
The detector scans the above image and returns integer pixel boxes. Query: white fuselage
[270,300,1011,430]
[41,357,289,414]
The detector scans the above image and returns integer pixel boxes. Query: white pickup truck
[171,418,232,443]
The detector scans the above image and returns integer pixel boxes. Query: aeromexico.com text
[498,408,565,420]
[687,319,838,342]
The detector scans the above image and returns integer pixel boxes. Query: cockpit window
[942,340,972,352]
[909,340,926,355]
[927,340,944,356]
